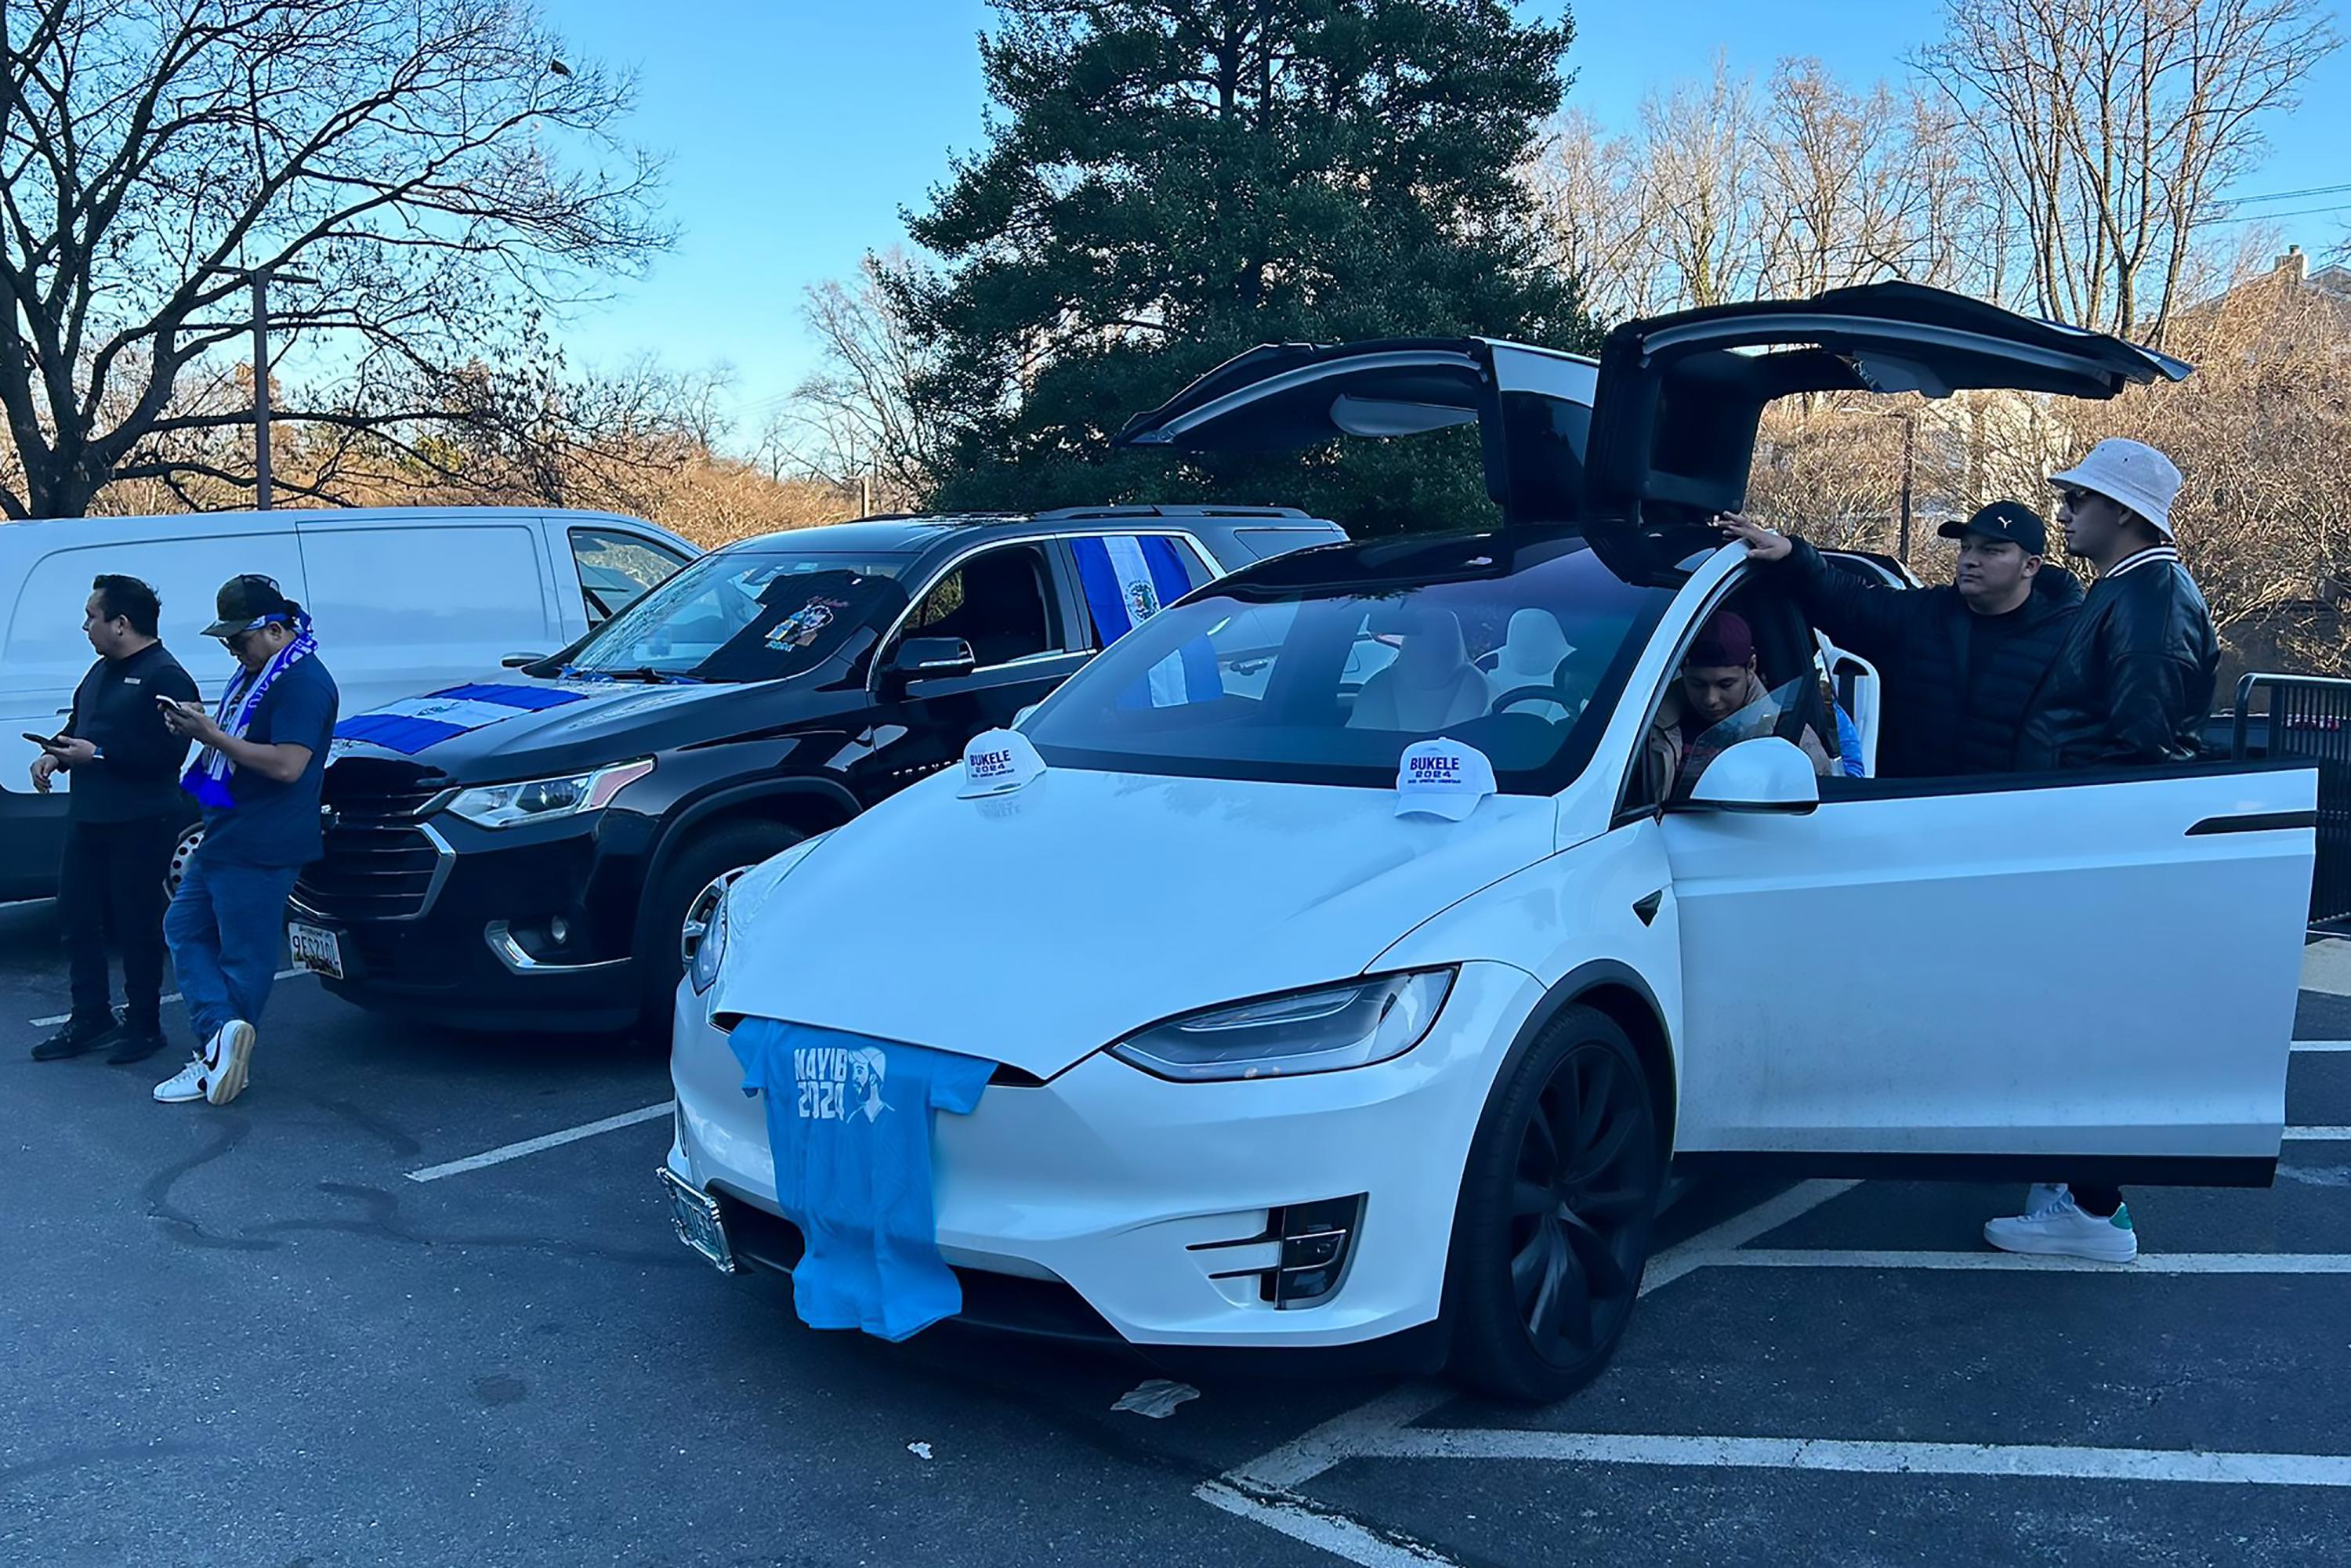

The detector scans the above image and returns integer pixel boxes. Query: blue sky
[551,0,2351,442]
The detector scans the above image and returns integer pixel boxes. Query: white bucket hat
[2049,438,2183,538]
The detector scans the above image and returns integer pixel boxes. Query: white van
[0,506,697,901]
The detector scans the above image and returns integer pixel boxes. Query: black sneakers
[107,1020,168,1065]
[31,1012,121,1061]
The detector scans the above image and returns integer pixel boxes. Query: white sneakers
[153,1021,256,1106]
[1983,1186,2138,1263]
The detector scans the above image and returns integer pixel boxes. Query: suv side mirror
[501,651,549,670]
[1679,737,1820,815]
[885,636,977,691]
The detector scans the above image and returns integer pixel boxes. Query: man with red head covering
[1642,610,1832,800]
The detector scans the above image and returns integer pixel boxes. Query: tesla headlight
[1107,969,1457,1082]
[444,759,654,830]
[688,881,730,995]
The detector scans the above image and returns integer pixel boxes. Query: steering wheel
[1491,671,1587,719]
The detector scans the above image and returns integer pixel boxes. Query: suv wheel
[1445,1005,1663,1403]
[165,823,203,898]
[639,820,803,1027]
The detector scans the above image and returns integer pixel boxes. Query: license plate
[288,921,345,980]
[657,1168,737,1273]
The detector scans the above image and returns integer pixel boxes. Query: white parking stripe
[1639,1179,1860,1295]
[1353,1428,2351,1487]
[404,1101,673,1183]
[28,968,307,1028]
[2285,1126,2351,1140]
[1697,1248,2351,1274]
[2291,1040,2351,1052]
[1195,1482,1460,1568]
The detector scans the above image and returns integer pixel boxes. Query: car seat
[1490,609,1576,722]
[1349,609,1494,731]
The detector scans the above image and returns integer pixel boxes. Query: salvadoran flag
[1068,535,1219,709]
[333,682,591,755]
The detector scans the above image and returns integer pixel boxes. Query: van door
[295,516,558,715]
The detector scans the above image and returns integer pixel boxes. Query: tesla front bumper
[665,962,1543,1349]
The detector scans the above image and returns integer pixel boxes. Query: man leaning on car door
[1985,437,2221,1264]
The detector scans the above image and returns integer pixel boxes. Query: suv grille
[293,760,454,921]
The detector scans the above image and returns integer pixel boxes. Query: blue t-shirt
[729,1019,994,1342]
[198,655,340,867]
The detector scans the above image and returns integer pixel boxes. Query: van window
[571,528,690,626]
[5,532,307,695]
[897,543,1063,668]
[299,524,553,650]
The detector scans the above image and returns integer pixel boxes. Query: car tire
[165,822,203,899]
[1444,1004,1664,1404]
[637,820,802,1029]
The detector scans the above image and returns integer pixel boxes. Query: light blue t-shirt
[729,1019,994,1342]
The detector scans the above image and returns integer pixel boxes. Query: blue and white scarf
[180,615,317,810]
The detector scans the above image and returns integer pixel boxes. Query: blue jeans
[164,852,299,1045]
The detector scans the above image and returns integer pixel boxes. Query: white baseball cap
[2049,438,2183,538]
[957,729,1046,798]
[1395,737,1497,821]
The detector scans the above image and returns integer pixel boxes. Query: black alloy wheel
[1447,1005,1662,1403]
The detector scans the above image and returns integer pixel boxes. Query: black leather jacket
[2018,546,2219,770]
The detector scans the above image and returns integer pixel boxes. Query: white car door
[1661,762,2316,1184]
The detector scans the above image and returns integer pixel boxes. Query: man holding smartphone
[153,575,337,1106]
[29,575,200,1064]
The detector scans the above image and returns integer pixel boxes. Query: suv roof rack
[1031,503,1316,522]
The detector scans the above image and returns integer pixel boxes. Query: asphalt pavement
[4,893,2349,1568]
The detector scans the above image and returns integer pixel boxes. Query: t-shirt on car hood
[711,764,1557,1077]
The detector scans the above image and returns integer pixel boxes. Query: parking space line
[1693,1248,2351,1274]
[404,1101,674,1183]
[1196,1481,1460,1568]
[2284,1126,2351,1140]
[2291,1040,2351,1052]
[1639,1179,1860,1295]
[27,968,306,1028]
[1350,1428,2351,1487]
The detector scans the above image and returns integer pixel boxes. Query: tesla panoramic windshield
[1025,534,1669,791]
[560,550,910,683]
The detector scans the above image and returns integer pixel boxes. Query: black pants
[2070,1183,2125,1218]
[59,816,178,1032]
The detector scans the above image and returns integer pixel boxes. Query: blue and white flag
[1068,534,1219,708]
[333,682,590,756]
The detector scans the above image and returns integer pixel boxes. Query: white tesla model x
[661,282,2315,1400]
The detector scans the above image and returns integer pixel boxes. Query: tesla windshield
[560,551,910,683]
[1025,534,1670,791]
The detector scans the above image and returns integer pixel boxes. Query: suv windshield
[1026,534,1668,791]
[561,550,909,683]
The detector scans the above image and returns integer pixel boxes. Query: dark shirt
[1962,598,2032,699]
[197,654,340,868]
[60,642,200,823]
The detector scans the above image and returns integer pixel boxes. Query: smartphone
[23,731,65,748]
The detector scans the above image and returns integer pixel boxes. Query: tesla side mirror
[501,651,549,669]
[1678,737,1820,816]
[1012,703,1040,728]
[885,636,977,692]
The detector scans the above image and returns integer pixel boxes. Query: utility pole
[1896,409,1916,564]
[235,266,317,509]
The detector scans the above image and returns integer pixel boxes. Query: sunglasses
[2057,487,2103,511]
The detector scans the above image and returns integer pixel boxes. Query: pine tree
[897,0,1591,535]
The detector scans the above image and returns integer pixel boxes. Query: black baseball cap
[200,574,297,637]
[1937,501,2047,556]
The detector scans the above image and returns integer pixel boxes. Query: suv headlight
[687,878,730,995]
[1107,969,1456,1082]
[444,759,654,830]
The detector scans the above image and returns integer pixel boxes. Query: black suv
[289,505,1345,1031]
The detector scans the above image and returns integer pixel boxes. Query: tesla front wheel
[1446,1005,1662,1403]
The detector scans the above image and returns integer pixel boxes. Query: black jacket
[2017,546,2219,770]
[59,641,199,822]
[1775,539,2085,777]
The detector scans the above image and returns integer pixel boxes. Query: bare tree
[1529,109,1672,326]
[1638,60,1770,309]
[1919,0,2338,342]
[764,251,939,512]
[0,0,665,519]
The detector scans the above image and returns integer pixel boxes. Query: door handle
[1633,890,1663,926]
